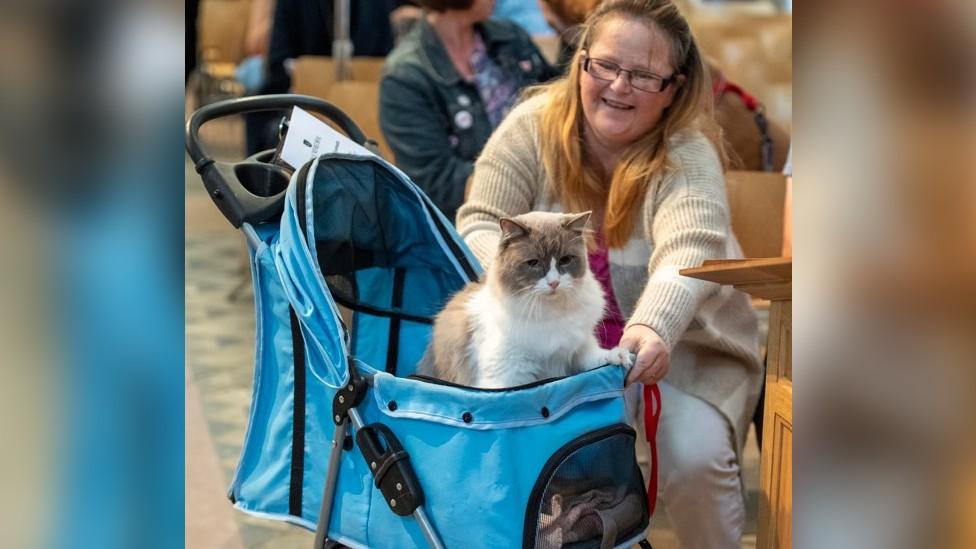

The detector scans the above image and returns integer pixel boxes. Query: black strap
[289,308,307,517]
[754,108,774,172]
[329,290,433,325]
[385,268,406,374]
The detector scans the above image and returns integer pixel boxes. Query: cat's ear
[499,217,530,245]
[562,211,592,233]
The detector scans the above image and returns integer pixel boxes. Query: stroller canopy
[275,153,481,389]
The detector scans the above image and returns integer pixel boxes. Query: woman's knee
[660,431,738,489]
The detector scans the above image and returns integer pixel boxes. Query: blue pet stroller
[187,96,660,549]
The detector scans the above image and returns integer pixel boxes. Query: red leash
[643,383,662,515]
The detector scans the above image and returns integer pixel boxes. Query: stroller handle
[185,94,368,228]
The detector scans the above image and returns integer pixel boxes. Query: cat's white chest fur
[463,275,610,388]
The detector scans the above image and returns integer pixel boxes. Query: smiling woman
[457,1,762,548]
[580,17,682,155]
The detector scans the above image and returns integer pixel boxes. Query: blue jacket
[379,17,555,221]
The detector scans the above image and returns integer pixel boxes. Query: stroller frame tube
[314,406,446,549]
[313,418,348,549]
[412,506,444,549]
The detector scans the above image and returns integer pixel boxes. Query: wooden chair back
[725,171,788,258]
[197,0,251,64]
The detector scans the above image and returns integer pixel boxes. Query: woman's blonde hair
[534,0,722,247]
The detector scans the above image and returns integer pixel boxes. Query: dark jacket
[379,17,556,221]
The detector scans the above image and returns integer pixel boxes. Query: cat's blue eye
[525,259,540,268]
[559,255,575,266]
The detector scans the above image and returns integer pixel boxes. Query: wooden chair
[197,0,251,64]
[725,170,788,259]
[193,0,252,104]
[321,80,392,161]
[347,57,387,82]
[291,56,388,100]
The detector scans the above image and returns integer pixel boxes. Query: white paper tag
[277,106,376,170]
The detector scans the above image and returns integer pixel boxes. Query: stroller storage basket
[188,96,653,548]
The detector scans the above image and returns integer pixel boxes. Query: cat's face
[493,211,592,299]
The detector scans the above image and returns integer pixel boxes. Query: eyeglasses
[582,55,676,93]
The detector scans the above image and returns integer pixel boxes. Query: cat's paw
[603,347,633,368]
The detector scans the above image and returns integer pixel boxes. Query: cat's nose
[548,280,560,290]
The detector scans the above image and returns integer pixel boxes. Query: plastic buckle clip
[356,423,424,516]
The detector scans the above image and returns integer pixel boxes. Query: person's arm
[455,105,541,266]
[621,138,730,384]
[244,0,275,57]
[379,71,474,219]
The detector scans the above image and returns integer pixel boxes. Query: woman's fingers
[619,332,641,354]
[624,338,670,386]
[641,351,670,384]
[625,345,658,385]
[620,324,671,386]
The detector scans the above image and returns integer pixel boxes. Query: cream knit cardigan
[456,94,763,452]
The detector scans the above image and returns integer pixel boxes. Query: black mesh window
[524,425,648,549]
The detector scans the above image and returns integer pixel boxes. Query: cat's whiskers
[520,291,538,325]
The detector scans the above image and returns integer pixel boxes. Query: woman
[457,1,762,547]
[379,0,555,222]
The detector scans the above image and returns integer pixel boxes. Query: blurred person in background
[234,0,276,95]
[457,1,762,546]
[390,3,424,43]
[537,0,599,70]
[493,0,555,37]
[246,0,406,155]
[379,0,556,221]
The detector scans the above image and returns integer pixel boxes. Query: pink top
[588,235,627,348]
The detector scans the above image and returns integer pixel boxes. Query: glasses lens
[588,58,618,81]
[631,73,664,92]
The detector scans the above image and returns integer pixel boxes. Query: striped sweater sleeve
[625,135,731,349]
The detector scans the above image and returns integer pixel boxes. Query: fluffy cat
[417,211,632,389]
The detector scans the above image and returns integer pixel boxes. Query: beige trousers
[632,381,745,549]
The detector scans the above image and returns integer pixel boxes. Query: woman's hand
[619,324,670,386]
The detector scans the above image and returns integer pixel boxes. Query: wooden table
[681,258,792,549]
